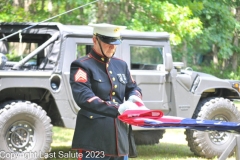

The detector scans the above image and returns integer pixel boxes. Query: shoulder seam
[79,56,91,62]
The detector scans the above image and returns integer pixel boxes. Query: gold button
[109,71,112,74]
[90,116,93,119]
[106,64,109,67]
[114,85,117,88]
[112,77,115,81]
[101,58,104,61]
[113,99,115,102]
[112,92,115,95]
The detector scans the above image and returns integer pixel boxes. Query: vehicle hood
[192,70,237,94]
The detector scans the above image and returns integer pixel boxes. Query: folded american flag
[118,110,240,133]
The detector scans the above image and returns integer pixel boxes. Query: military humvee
[0,22,240,159]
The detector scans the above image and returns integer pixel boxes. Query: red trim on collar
[89,54,106,64]
[92,48,103,57]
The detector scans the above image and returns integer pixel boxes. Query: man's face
[93,36,117,58]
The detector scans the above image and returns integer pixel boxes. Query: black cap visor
[96,34,122,45]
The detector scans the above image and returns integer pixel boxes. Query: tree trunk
[232,6,240,72]
[182,40,188,67]
[13,0,19,6]
[24,0,32,12]
[96,1,105,23]
[232,53,238,72]
[41,0,45,11]
[212,44,218,68]
[48,0,53,12]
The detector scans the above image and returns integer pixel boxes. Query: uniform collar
[90,49,110,63]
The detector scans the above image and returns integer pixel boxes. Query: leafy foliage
[0,0,240,79]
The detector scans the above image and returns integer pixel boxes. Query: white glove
[118,100,149,115]
[118,101,133,114]
[128,95,149,110]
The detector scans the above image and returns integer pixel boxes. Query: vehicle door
[119,39,171,113]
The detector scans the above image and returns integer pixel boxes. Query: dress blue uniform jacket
[70,49,142,156]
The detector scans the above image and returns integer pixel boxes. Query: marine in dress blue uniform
[70,23,142,160]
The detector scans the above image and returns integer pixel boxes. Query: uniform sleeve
[70,60,119,118]
[124,63,142,100]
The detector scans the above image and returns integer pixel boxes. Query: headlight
[232,83,240,92]
[191,76,200,93]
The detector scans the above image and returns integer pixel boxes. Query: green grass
[48,127,237,160]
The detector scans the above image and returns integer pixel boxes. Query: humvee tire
[133,130,165,145]
[0,101,52,159]
[185,97,240,158]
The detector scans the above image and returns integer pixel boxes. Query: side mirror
[173,62,185,72]
[164,53,173,72]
